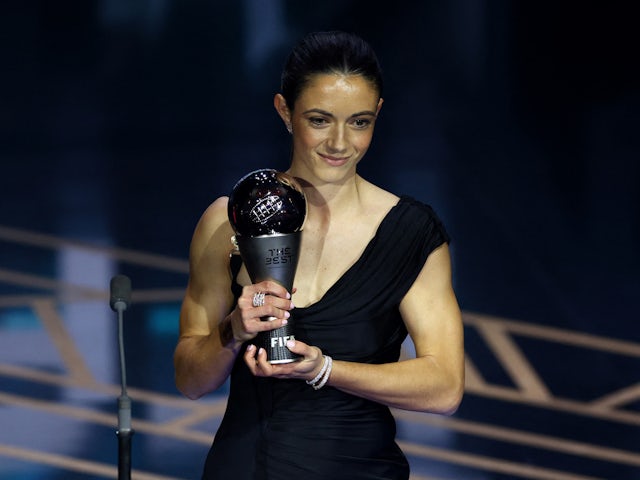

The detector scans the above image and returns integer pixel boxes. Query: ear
[274,93,291,127]
[376,97,384,115]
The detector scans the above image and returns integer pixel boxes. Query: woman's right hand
[227,281,295,343]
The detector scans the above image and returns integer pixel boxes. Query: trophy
[228,169,307,363]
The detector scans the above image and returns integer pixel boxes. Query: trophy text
[271,335,295,348]
[265,247,293,265]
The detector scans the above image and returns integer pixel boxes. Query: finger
[285,338,310,356]
[237,295,291,335]
[255,347,273,373]
[243,344,258,375]
[243,287,294,316]
[238,284,286,310]
[285,341,324,378]
[251,317,289,333]
[259,306,291,322]
[251,296,293,327]
[245,347,274,378]
[254,280,291,300]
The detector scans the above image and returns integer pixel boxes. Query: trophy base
[269,357,302,364]
[235,232,303,364]
[256,323,302,364]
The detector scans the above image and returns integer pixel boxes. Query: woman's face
[277,74,383,184]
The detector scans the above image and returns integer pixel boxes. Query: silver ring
[252,292,265,307]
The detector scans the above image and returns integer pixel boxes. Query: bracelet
[306,355,329,386]
[312,356,332,390]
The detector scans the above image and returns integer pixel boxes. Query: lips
[319,154,350,167]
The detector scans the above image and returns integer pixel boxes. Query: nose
[326,125,348,153]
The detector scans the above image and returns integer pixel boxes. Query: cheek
[297,129,325,147]
[352,131,374,151]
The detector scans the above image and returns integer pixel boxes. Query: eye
[351,117,373,129]
[308,116,329,127]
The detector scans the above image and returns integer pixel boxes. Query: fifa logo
[271,335,295,348]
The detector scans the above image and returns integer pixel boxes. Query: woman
[174,31,464,480]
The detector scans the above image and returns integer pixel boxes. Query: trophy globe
[228,169,306,237]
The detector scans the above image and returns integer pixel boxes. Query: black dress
[202,196,450,480]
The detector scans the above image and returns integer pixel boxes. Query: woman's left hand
[243,339,325,382]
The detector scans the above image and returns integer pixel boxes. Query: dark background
[3,1,637,336]
[0,2,638,478]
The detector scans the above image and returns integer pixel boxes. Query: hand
[228,281,294,343]
[244,338,325,382]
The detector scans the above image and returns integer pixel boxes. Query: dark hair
[281,31,383,110]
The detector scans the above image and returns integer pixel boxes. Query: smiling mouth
[320,154,350,165]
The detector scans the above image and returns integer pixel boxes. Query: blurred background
[0,1,638,479]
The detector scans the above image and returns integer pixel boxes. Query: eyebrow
[302,108,378,118]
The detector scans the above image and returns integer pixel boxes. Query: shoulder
[200,196,230,226]
[396,197,447,231]
[196,196,231,235]
[380,196,450,260]
[190,196,235,260]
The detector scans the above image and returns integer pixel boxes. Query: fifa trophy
[228,169,307,363]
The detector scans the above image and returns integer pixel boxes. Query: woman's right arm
[174,197,293,400]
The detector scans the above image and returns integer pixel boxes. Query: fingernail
[290,301,295,309]
[286,340,295,348]
[284,311,290,319]
[286,292,291,299]
[258,347,265,355]
[247,344,255,351]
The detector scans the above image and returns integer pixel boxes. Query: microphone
[110,275,132,312]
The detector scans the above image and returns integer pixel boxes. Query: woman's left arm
[245,243,465,414]
[328,242,464,413]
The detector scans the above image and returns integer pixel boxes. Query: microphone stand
[116,303,133,480]
[111,275,133,480]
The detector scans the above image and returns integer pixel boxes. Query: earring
[286,124,292,134]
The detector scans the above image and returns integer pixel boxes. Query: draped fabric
[202,196,450,480]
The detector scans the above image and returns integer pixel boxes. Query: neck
[296,173,362,206]
[287,171,367,229]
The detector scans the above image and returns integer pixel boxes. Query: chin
[316,166,356,184]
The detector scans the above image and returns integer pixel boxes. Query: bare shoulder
[191,197,234,256]
[197,196,231,234]
[187,196,237,289]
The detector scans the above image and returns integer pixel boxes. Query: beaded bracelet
[306,355,329,386]
[312,355,332,390]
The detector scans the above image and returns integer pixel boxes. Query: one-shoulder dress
[202,196,450,480]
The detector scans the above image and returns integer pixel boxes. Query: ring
[252,292,265,307]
